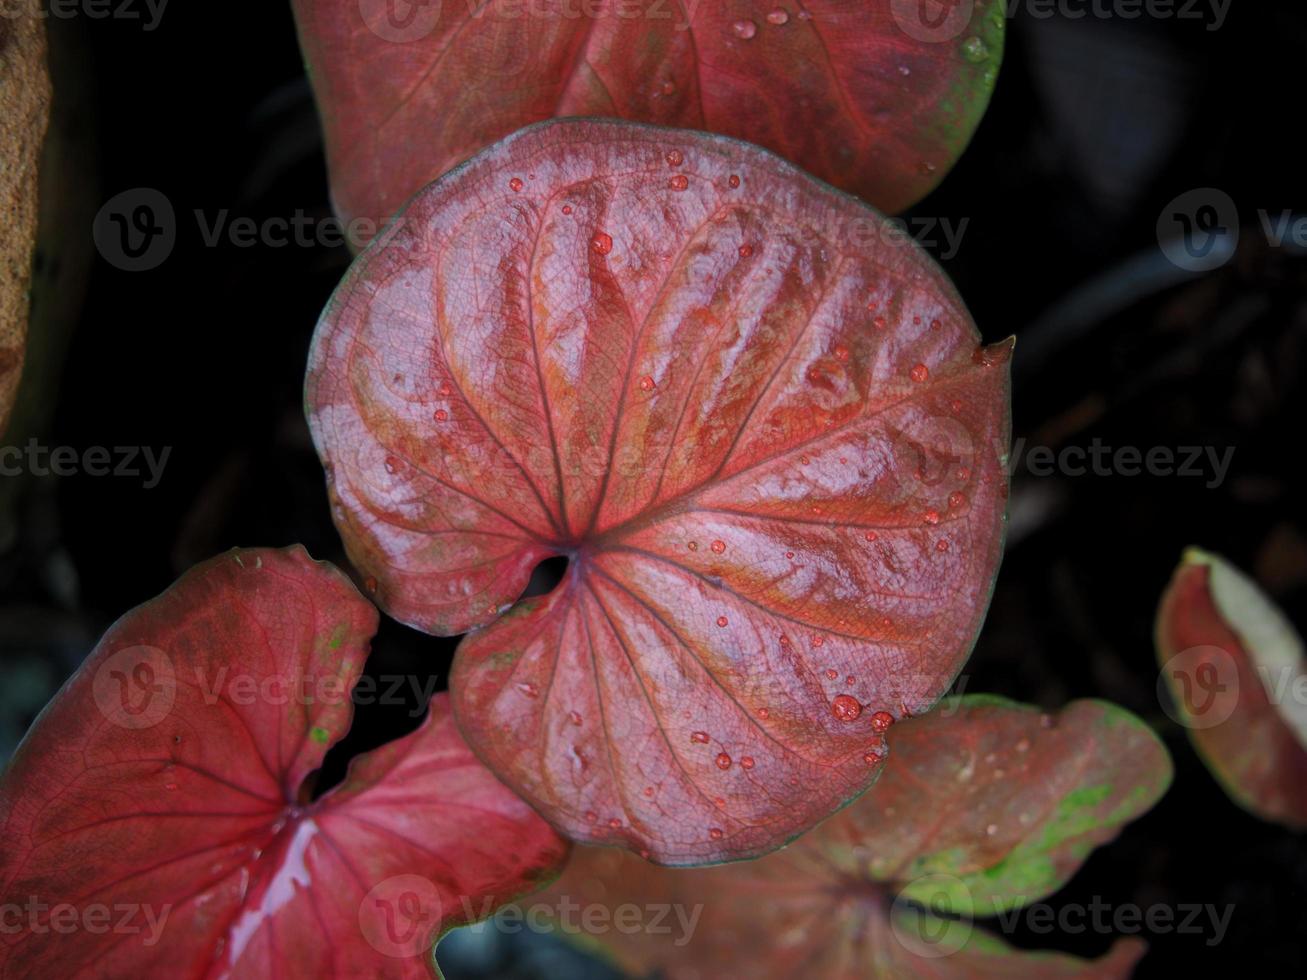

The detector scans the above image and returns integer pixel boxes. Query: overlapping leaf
[306,119,1012,863]
[1156,548,1307,828]
[291,0,1005,239]
[0,547,568,979]
[529,696,1170,978]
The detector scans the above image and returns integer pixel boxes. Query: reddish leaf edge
[1155,546,1307,830]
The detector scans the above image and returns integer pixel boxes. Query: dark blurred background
[1,3,1304,976]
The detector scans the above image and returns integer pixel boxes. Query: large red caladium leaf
[291,0,1004,239]
[530,696,1168,978]
[306,119,1012,864]
[0,547,568,979]
[1156,548,1307,829]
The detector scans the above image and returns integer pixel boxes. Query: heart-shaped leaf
[0,546,569,979]
[0,2,51,435]
[1155,548,1307,828]
[306,118,1012,864]
[526,696,1168,978]
[291,0,1004,240]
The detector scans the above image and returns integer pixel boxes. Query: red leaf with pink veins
[291,0,1005,239]
[306,119,1012,864]
[0,547,568,979]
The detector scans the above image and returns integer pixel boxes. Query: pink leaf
[0,546,568,979]
[306,119,1012,863]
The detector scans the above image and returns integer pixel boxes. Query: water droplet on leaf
[832,695,863,721]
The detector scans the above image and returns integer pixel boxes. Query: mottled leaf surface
[0,547,568,979]
[306,119,1012,864]
[291,0,1004,238]
[530,696,1166,978]
[1156,548,1307,828]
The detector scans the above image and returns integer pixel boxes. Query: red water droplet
[666,149,684,167]
[639,375,656,391]
[586,810,598,823]
[687,541,699,552]
[710,539,726,554]
[691,731,710,744]
[870,711,895,734]
[715,752,732,770]
[863,751,883,765]
[716,615,729,627]
[832,695,863,721]
[509,177,523,192]
[873,315,888,330]
[383,456,399,474]
[609,818,622,829]
[518,682,539,698]
[812,635,824,647]
[591,232,613,255]
[433,409,448,422]
[438,381,452,395]
[833,343,850,362]
[562,204,573,215]
[732,19,757,39]
[956,466,971,481]
[728,174,741,188]
[936,539,950,552]
[757,707,770,720]
[661,79,676,95]
[880,615,892,627]
[923,509,940,525]
[643,786,655,798]
[669,174,689,191]
[569,711,582,726]
[846,675,856,686]
[826,669,838,680]
[785,550,795,559]
[779,634,790,646]
[738,243,753,257]
[931,318,942,330]
[910,363,929,383]
[948,491,967,509]
[767,7,790,25]
[741,756,755,770]
[864,530,878,542]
